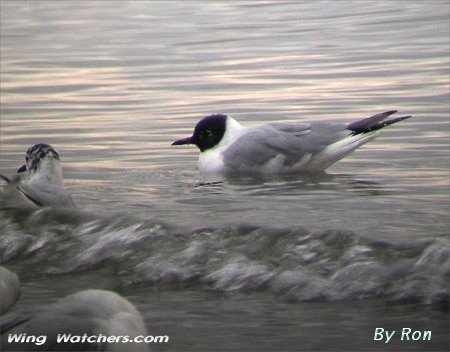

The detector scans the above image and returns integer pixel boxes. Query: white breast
[29,156,64,187]
[198,150,225,173]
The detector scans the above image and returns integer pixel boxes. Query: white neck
[30,156,64,186]
[198,116,247,173]
[219,116,246,149]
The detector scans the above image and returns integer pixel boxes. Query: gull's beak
[17,164,27,173]
[172,136,194,146]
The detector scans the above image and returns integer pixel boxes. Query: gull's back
[222,121,350,174]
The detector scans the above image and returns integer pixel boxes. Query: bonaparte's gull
[0,289,150,351]
[172,111,411,174]
[0,143,76,207]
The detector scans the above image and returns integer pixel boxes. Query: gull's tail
[348,110,412,135]
[305,110,411,172]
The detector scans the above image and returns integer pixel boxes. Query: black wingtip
[349,111,411,134]
[367,115,412,132]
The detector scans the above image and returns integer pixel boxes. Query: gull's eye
[204,129,212,138]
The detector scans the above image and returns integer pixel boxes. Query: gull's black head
[172,114,227,152]
[20,143,60,173]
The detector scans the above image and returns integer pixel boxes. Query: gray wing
[1,173,76,208]
[222,122,348,172]
[18,182,76,208]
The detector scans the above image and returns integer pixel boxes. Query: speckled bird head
[18,143,60,173]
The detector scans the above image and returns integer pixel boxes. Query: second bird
[0,143,76,208]
[172,110,411,175]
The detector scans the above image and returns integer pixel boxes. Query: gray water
[0,1,449,351]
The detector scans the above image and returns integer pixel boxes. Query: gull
[0,143,76,208]
[0,289,150,351]
[172,110,411,174]
[0,267,20,316]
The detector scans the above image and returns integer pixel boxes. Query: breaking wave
[1,205,448,307]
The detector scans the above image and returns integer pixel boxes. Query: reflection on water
[1,1,449,351]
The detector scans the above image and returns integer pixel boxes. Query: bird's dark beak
[17,164,27,173]
[172,136,194,146]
